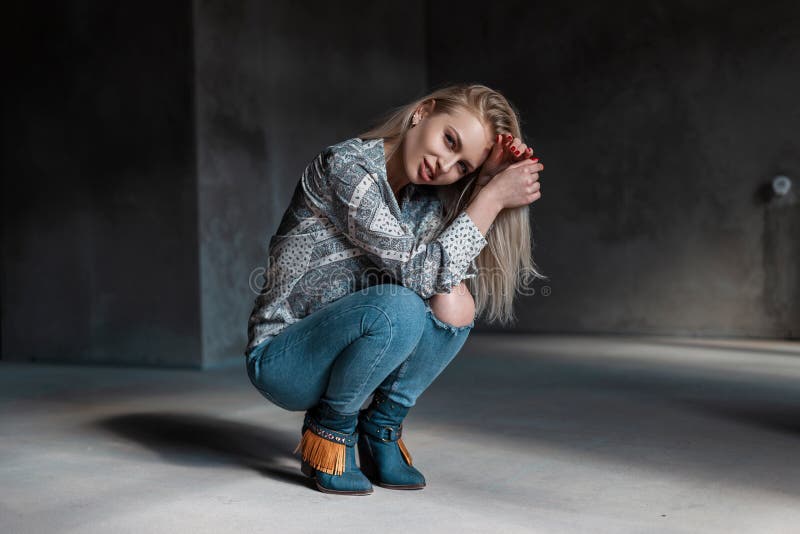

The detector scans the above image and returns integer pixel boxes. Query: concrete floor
[1,334,799,534]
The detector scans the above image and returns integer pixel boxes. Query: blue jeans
[245,283,473,415]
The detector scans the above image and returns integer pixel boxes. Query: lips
[420,159,434,181]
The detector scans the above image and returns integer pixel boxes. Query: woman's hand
[476,134,537,187]
[483,158,543,210]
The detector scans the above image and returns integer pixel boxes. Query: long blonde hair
[358,83,547,325]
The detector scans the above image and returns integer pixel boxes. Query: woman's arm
[465,156,544,236]
[463,132,539,236]
[465,184,502,237]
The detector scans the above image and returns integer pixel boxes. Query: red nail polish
[531,157,539,162]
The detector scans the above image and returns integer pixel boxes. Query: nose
[437,156,458,176]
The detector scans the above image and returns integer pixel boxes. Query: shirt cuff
[437,211,488,283]
[463,257,480,280]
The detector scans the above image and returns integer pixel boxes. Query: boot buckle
[379,425,395,442]
[378,423,403,442]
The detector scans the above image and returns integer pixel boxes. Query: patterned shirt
[245,137,488,356]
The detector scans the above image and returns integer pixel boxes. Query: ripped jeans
[245,283,473,415]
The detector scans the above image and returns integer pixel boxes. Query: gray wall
[3,2,202,366]
[3,1,797,369]
[193,0,428,367]
[2,1,428,368]
[428,0,799,338]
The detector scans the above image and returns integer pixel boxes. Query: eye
[445,133,468,175]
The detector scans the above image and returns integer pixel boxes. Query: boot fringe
[397,437,413,466]
[294,428,347,476]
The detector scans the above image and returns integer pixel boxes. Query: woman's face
[400,101,494,187]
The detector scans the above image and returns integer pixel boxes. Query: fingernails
[531,157,539,162]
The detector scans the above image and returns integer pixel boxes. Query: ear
[418,99,436,119]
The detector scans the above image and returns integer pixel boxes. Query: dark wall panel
[428,0,799,338]
[193,0,428,367]
[2,2,202,365]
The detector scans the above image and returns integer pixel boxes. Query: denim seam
[387,352,411,397]
[255,303,395,366]
[344,307,394,408]
[252,384,294,411]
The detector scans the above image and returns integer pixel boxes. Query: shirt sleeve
[301,144,488,298]
[463,257,480,280]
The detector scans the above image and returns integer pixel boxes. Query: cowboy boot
[295,401,373,495]
[357,391,426,489]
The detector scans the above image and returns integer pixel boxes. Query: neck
[383,137,409,201]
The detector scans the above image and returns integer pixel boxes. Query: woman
[245,83,545,495]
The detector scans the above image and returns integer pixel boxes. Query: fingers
[509,158,544,172]
[501,134,515,160]
[526,181,542,203]
[490,133,506,161]
[508,136,524,158]
[501,134,536,161]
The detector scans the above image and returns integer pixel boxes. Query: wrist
[468,181,485,203]
[465,186,502,237]
[477,185,503,213]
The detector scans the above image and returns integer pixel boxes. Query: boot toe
[380,464,426,489]
[314,469,374,495]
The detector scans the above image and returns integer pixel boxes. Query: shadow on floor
[95,412,313,488]
[678,398,800,435]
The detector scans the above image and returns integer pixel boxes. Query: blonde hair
[358,83,547,325]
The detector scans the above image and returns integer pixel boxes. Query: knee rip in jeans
[424,301,475,336]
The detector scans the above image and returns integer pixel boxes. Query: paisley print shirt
[244,137,488,356]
